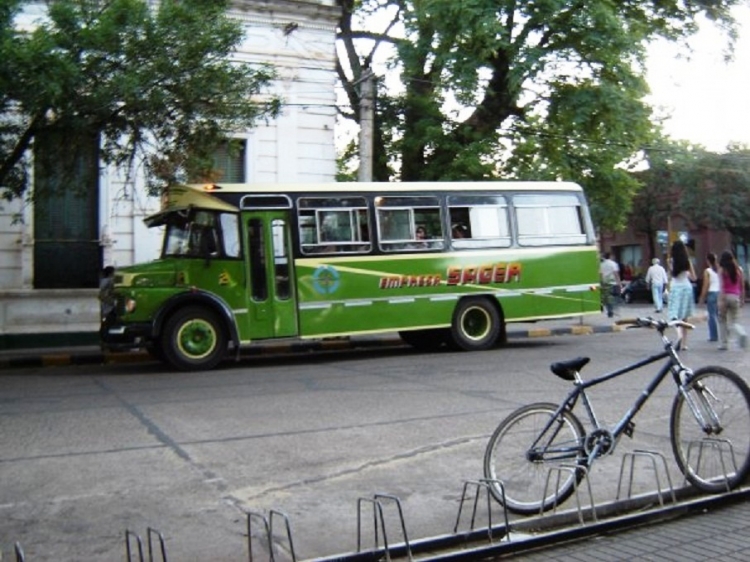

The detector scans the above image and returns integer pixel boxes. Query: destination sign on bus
[378,262,522,289]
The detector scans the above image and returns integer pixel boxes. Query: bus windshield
[162,209,240,259]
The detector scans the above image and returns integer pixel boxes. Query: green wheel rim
[176,318,217,359]
[462,306,491,341]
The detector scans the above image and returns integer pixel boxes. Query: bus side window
[378,208,411,243]
[376,196,444,251]
[220,213,241,258]
[298,197,371,254]
[514,194,587,246]
[449,208,472,239]
[447,196,511,249]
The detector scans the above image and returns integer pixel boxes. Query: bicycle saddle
[550,357,590,381]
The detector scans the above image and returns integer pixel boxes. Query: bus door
[244,210,299,339]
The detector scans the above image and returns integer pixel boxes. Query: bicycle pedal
[624,421,635,438]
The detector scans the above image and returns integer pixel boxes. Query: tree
[629,140,698,260]
[0,0,281,201]
[336,0,741,230]
[676,143,750,244]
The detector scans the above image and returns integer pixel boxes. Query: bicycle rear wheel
[670,367,750,493]
[483,402,586,515]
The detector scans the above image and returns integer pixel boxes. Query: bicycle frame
[531,328,693,466]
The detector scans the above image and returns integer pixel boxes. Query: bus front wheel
[450,297,500,351]
[161,306,227,371]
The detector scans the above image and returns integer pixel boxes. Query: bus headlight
[125,298,137,313]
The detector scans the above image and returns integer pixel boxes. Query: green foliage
[674,144,750,241]
[631,141,750,248]
[0,0,280,199]
[336,0,742,231]
[336,139,359,182]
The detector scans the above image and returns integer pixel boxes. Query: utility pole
[357,69,375,182]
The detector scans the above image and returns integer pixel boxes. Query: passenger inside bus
[452,223,470,238]
[409,225,443,250]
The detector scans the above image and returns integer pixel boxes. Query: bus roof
[188,181,584,194]
[145,181,585,225]
[144,184,239,226]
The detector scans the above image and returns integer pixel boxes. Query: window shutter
[33,130,101,289]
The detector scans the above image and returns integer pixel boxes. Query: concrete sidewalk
[514,490,750,562]
[0,303,670,369]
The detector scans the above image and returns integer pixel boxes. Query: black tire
[160,306,227,371]
[449,297,501,351]
[670,367,750,493]
[398,329,449,351]
[484,402,586,515]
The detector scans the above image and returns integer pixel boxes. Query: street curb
[0,321,629,370]
[508,323,626,339]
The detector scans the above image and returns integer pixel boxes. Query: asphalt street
[1,303,749,561]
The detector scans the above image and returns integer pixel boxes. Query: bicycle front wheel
[670,367,750,493]
[483,402,586,515]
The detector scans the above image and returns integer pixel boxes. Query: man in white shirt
[599,252,621,318]
[645,258,669,313]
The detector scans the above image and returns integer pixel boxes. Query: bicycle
[483,317,750,515]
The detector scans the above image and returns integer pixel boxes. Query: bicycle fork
[679,381,723,436]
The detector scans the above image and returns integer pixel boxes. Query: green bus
[102,182,601,370]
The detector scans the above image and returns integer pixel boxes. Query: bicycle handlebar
[615,317,695,331]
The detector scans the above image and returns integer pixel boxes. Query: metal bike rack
[125,529,144,562]
[246,509,297,562]
[356,493,412,561]
[617,449,676,506]
[685,438,738,492]
[125,527,168,562]
[453,479,510,543]
[542,465,597,524]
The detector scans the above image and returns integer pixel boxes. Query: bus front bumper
[101,321,153,350]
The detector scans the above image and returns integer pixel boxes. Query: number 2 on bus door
[245,211,298,339]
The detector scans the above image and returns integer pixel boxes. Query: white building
[0,0,340,348]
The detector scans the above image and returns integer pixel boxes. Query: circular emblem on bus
[312,265,340,295]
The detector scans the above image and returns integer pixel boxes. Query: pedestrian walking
[645,258,668,313]
[99,265,116,342]
[697,253,720,342]
[667,240,696,350]
[717,250,747,351]
[600,252,621,318]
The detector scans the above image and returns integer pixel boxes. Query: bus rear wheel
[450,297,500,351]
[161,306,227,371]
